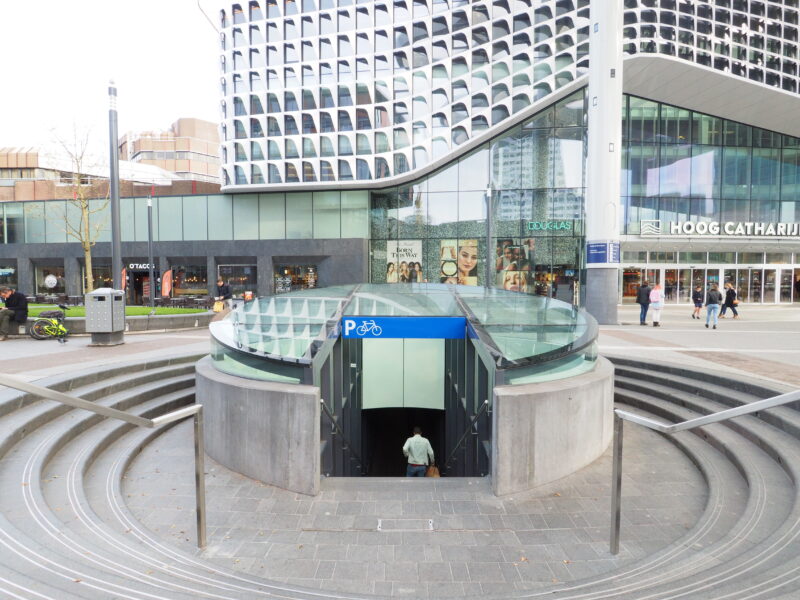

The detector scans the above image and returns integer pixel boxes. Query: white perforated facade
[219,0,800,191]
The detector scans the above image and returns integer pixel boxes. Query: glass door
[645,269,661,287]
[737,270,749,302]
[706,269,720,291]
[691,268,705,292]
[795,269,800,303]
[779,270,793,303]
[677,269,691,303]
[622,268,643,303]
[750,269,763,303]
[764,269,777,303]
[664,269,677,302]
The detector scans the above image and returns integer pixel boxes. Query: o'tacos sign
[640,220,800,237]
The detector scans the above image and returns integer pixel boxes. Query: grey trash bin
[85,288,125,344]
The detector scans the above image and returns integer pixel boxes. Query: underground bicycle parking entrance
[200,283,613,497]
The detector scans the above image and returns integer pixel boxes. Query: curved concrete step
[0,365,210,599]
[0,361,199,460]
[614,362,800,439]
[607,394,800,598]
[1,352,798,600]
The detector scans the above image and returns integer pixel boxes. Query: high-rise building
[119,118,221,184]
[3,2,800,310]
[214,0,800,312]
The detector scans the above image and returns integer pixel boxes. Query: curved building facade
[2,2,800,317]
[218,0,590,188]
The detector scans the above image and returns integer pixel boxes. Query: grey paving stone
[123,415,712,597]
[332,560,370,581]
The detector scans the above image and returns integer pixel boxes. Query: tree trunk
[82,202,94,292]
[84,244,94,292]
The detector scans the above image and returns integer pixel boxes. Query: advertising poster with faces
[495,238,535,293]
[387,240,424,283]
[440,239,478,286]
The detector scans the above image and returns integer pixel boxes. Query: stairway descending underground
[0,352,798,599]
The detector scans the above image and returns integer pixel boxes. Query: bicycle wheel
[29,319,51,340]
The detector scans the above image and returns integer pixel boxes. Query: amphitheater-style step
[1,351,799,599]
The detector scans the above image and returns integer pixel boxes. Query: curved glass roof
[210,284,597,383]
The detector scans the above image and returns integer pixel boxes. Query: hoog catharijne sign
[641,220,800,237]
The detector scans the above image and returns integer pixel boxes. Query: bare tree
[50,126,110,293]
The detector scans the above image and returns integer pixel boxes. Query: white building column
[584,0,624,325]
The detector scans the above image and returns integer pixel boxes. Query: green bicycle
[29,304,70,343]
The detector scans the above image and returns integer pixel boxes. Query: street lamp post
[87,80,126,346]
[108,81,123,291]
[147,195,155,309]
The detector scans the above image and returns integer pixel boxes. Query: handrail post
[610,413,623,555]
[193,406,208,549]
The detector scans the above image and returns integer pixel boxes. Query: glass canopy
[209,283,597,384]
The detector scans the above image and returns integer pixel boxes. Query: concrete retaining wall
[492,357,614,496]
[195,357,320,496]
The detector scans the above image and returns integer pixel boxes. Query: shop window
[218,264,257,298]
[170,265,209,297]
[274,265,318,293]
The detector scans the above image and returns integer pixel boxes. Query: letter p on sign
[344,319,356,336]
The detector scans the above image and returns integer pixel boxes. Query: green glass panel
[362,338,404,409]
[182,196,208,241]
[312,191,341,238]
[44,201,67,243]
[233,194,259,240]
[341,190,369,238]
[286,192,313,238]
[157,196,183,241]
[88,199,111,243]
[207,195,233,240]
[24,202,45,243]
[403,339,445,410]
[120,198,136,241]
[259,193,286,239]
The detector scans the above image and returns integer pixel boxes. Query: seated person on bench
[0,286,29,341]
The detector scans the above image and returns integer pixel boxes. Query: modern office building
[213,0,800,307]
[2,1,800,308]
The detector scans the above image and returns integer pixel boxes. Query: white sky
[0,0,223,158]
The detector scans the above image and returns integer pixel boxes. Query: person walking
[649,283,664,327]
[720,282,739,319]
[691,285,703,319]
[402,426,434,477]
[705,283,723,329]
[636,281,652,326]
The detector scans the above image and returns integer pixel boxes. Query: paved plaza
[3,304,799,597]
[601,304,800,388]
[121,418,704,597]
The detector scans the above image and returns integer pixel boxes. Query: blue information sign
[586,242,608,264]
[341,316,466,339]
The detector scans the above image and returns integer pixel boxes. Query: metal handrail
[443,399,489,472]
[610,387,800,554]
[320,398,363,472]
[0,373,207,549]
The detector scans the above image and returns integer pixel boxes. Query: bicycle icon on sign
[356,320,383,336]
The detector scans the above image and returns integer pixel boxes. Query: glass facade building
[620,94,800,304]
[368,90,586,302]
[3,1,800,306]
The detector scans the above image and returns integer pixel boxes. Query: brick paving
[123,420,706,597]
